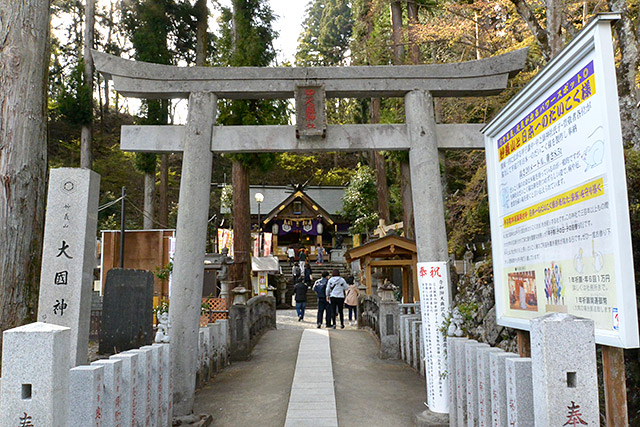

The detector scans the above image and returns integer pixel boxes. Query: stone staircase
[280,260,349,309]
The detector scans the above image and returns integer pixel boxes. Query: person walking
[287,246,296,266]
[316,243,324,264]
[292,263,302,286]
[344,276,359,326]
[303,261,313,287]
[327,269,349,329]
[294,278,308,321]
[313,271,332,328]
[298,246,307,270]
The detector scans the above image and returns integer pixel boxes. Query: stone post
[37,168,100,366]
[153,343,172,427]
[379,300,400,359]
[69,365,104,427]
[406,89,449,418]
[530,313,598,426]
[476,346,503,427]
[169,92,217,415]
[489,351,518,426]
[0,322,70,427]
[465,342,489,426]
[110,352,139,427]
[218,319,229,366]
[505,357,534,426]
[229,303,251,361]
[90,358,123,427]
[447,337,469,427]
[141,344,161,424]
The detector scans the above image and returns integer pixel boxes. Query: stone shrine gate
[92,48,528,416]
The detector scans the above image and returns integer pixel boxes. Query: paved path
[193,310,426,426]
[284,329,338,426]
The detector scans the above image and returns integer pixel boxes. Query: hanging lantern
[272,223,279,234]
[317,222,323,234]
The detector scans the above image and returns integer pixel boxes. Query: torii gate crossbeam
[93,49,528,417]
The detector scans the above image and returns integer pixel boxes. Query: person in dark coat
[312,271,332,328]
[294,278,308,321]
[303,261,313,287]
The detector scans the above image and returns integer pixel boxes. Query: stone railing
[448,314,598,426]
[0,322,173,426]
[399,304,424,375]
[228,295,276,361]
[358,294,401,359]
[196,319,230,390]
[358,295,380,337]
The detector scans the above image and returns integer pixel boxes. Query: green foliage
[154,262,173,281]
[340,164,379,235]
[56,59,92,125]
[296,0,353,66]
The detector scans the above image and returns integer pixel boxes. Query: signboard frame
[482,14,638,348]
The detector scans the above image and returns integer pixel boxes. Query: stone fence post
[379,299,400,359]
[229,303,250,361]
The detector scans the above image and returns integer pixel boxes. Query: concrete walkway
[284,329,338,426]
[193,310,427,426]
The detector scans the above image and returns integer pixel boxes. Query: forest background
[2,0,640,422]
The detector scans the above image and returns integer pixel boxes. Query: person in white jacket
[326,269,349,329]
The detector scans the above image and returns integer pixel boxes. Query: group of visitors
[295,269,359,328]
[286,243,325,268]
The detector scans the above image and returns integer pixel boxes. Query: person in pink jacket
[344,276,359,326]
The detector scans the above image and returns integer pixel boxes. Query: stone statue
[217,247,233,281]
[154,311,171,343]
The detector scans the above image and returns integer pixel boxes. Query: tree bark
[545,0,563,57]
[401,158,414,239]
[81,0,95,169]
[371,98,390,223]
[390,1,404,65]
[0,0,50,357]
[407,1,420,64]
[231,160,251,289]
[195,0,208,66]
[607,0,640,149]
[509,0,552,60]
[159,154,169,227]
[143,172,155,229]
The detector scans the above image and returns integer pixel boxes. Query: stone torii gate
[93,48,527,416]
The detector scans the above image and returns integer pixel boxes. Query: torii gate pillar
[169,92,217,415]
[406,90,448,262]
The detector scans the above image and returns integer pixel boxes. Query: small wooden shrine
[345,234,419,302]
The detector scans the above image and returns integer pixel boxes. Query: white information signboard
[417,261,450,413]
[482,14,638,348]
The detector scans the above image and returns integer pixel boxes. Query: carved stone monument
[36,168,100,366]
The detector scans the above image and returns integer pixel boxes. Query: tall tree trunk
[545,0,563,57]
[143,173,155,229]
[407,1,420,64]
[81,0,95,169]
[0,0,50,356]
[195,0,208,66]
[401,159,414,239]
[159,154,169,227]
[390,1,404,65]
[607,0,640,148]
[231,160,251,289]
[371,98,390,224]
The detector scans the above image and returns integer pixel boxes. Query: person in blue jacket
[312,271,332,328]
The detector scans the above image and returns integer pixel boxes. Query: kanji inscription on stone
[295,84,326,138]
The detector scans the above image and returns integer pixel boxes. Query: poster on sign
[482,15,638,348]
[417,261,450,413]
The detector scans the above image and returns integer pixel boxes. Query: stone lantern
[231,286,250,305]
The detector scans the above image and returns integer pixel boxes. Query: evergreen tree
[216,0,289,286]
[123,0,173,228]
